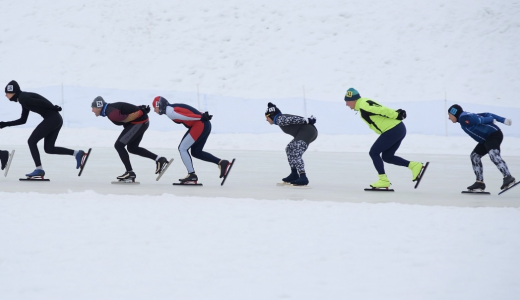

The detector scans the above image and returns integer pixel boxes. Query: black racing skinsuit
[103,102,157,171]
[3,92,73,167]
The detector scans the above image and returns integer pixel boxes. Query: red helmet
[152,96,161,108]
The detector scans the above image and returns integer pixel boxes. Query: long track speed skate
[414,162,430,189]
[174,172,202,186]
[20,169,49,181]
[156,158,174,181]
[462,181,489,195]
[3,150,15,177]
[498,181,519,195]
[78,148,92,177]
[112,171,140,184]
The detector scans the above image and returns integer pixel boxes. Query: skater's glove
[139,105,151,114]
[307,115,316,125]
[396,109,407,120]
[54,105,62,111]
[201,111,213,121]
[504,118,512,126]
[0,122,5,129]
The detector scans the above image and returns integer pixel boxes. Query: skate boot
[282,168,299,184]
[75,150,85,169]
[25,169,45,179]
[408,161,423,181]
[179,172,198,184]
[290,173,309,186]
[0,150,8,170]
[117,171,136,182]
[218,159,230,178]
[370,174,391,189]
[467,181,486,192]
[500,175,516,190]
[155,157,169,174]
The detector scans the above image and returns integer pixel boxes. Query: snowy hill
[2,0,519,106]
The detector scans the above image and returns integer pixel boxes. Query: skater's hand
[504,118,512,126]
[201,111,213,121]
[0,122,5,129]
[307,115,316,125]
[139,105,150,114]
[396,109,406,120]
[54,105,62,111]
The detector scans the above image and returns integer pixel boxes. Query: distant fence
[1,85,519,138]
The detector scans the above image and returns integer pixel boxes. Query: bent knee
[114,141,126,150]
[27,137,38,146]
[381,153,393,162]
[127,146,138,154]
[369,148,380,158]
[190,150,202,159]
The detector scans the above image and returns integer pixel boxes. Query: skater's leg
[488,150,512,177]
[483,131,512,178]
[114,141,132,171]
[286,140,308,174]
[280,141,299,182]
[380,123,409,167]
[470,151,485,181]
[27,122,48,167]
[285,139,309,185]
[190,122,220,164]
[369,123,408,187]
[125,122,157,160]
[178,130,196,173]
[467,143,487,190]
[42,114,74,156]
[369,139,387,175]
[115,125,139,171]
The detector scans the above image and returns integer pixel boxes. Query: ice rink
[2,144,520,300]
[2,145,519,206]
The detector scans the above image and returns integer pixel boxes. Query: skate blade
[111,180,140,184]
[276,182,291,186]
[364,187,394,192]
[4,150,15,177]
[173,182,203,186]
[285,184,311,189]
[462,190,490,195]
[20,177,50,181]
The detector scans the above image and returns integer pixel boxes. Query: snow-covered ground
[1,192,519,300]
[1,0,520,299]
[1,132,519,299]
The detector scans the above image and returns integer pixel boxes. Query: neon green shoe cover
[408,162,423,181]
[370,174,391,188]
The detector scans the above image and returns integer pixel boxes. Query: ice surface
[1,146,519,300]
[1,137,520,299]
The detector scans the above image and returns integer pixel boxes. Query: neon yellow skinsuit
[354,98,401,135]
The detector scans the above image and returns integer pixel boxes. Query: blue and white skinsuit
[457,112,512,181]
